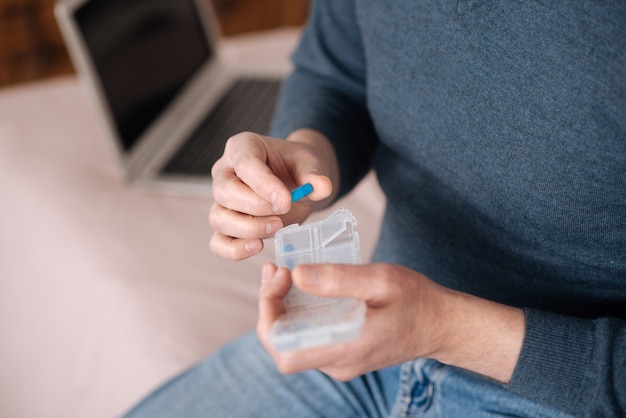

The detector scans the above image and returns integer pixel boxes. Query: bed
[0,29,386,418]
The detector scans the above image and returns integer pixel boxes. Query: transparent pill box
[269,208,366,352]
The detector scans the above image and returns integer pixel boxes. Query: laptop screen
[75,0,212,151]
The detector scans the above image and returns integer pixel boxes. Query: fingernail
[271,191,279,213]
[266,220,282,235]
[245,240,262,253]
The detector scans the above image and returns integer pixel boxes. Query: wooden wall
[0,0,309,88]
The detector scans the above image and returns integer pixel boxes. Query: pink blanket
[0,29,385,418]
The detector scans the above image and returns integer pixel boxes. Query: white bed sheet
[0,29,385,418]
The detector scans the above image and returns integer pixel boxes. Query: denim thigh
[389,358,576,418]
[123,333,575,418]
[122,332,401,418]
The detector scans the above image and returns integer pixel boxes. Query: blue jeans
[123,333,573,417]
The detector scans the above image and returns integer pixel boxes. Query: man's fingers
[209,231,263,261]
[211,169,278,216]
[225,132,292,214]
[208,203,283,240]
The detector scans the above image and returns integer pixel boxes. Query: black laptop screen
[75,0,212,151]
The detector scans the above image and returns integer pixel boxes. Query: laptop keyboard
[160,77,281,176]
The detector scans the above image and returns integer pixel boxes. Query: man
[126,1,625,416]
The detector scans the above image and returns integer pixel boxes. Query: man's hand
[257,263,525,384]
[209,129,338,260]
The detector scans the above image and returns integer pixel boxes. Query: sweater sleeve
[269,0,378,199]
[506,309,626,417]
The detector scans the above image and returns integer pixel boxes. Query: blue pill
[290,183,313,202]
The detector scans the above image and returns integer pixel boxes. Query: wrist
[432,286,525,383]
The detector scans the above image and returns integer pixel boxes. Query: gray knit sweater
[271,1,626,416]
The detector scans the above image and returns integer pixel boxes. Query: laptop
[55,0,288,195]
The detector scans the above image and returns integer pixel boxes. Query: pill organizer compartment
[269,208,366,351]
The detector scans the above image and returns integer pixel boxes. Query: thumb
[286,129,336,203]
[294,175,333,203]
[291,264,381,301]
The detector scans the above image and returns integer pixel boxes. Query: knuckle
[211,182,228,204]
[373,264,400,296]
[329,263,350,280]
[227,246,248,261]
[209,232,246,261]
[209,206,262,240]
[225,132,260,161]
[326,264,350,292]
[210,155,226,178]
[229,130,258,145]
[241,218,258,239]
[207,217,221,234]
[224,131,248,151]
[245,196,265,216]
[208,234,225,257]
[236,213,261,239]
[232,151,251,167]
[275,357,295,375]
[207,205,221,229]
